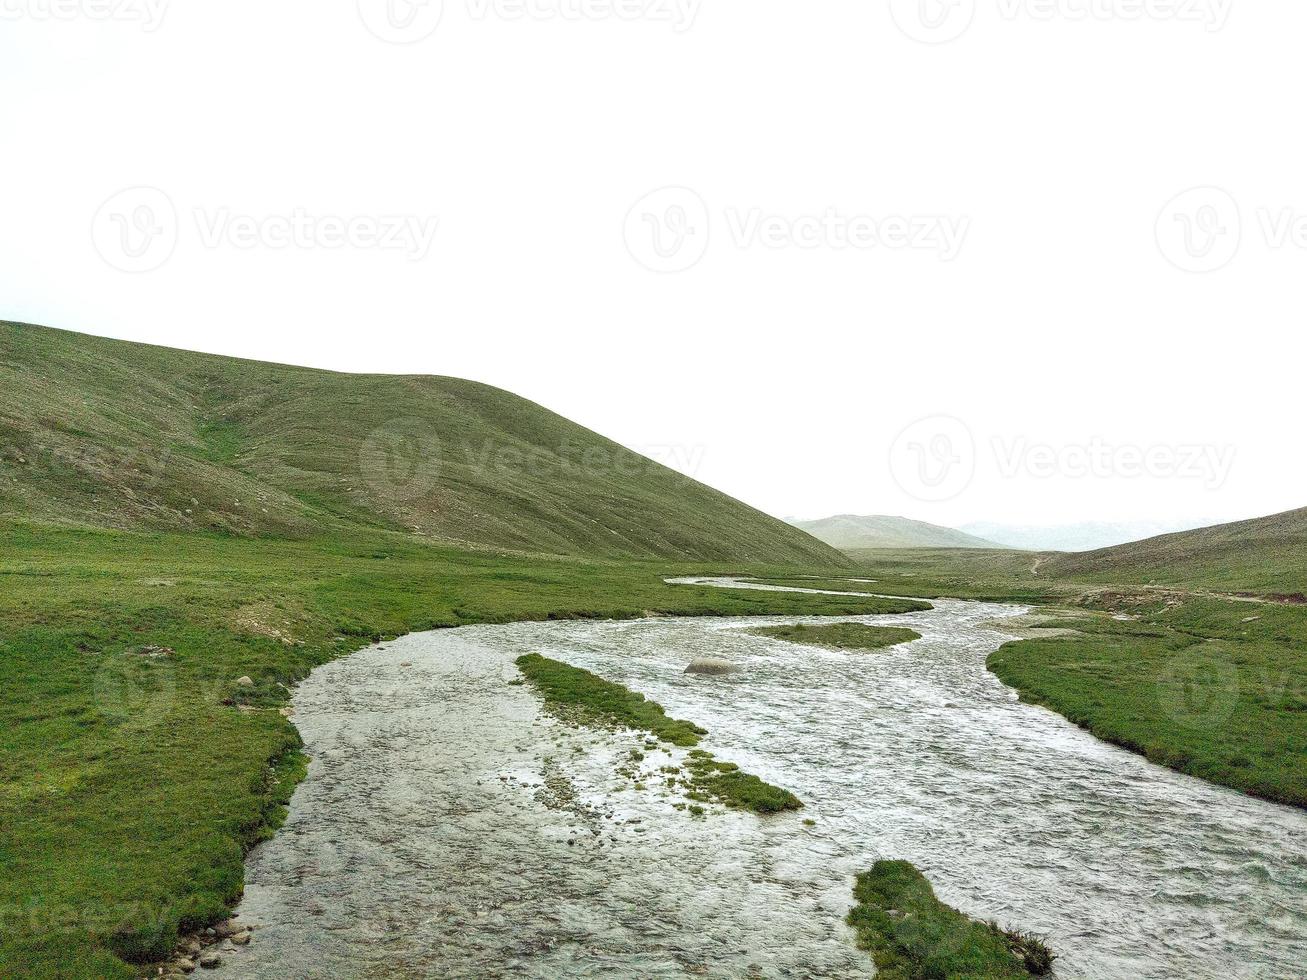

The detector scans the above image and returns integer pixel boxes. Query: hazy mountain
[1040,506,1307,593]
[792,515,1005,551]
[960,520,1203,553]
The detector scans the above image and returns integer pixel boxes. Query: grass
[0,523,923,978]
[851,548,1307,809]
[514,653,802,813]
[515,653,706,746]
[0,319,841,565]
[847,860,1054,979]
[749,622,922,651]
[988,597,1307,808]
[683,749,803,813]
[1040,506,1307,595]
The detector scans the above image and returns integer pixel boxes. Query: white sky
[2,1,1303,529]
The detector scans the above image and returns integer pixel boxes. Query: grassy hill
[1041,506,1307,594]
[792,514,1003,551]
[0,321,840,566]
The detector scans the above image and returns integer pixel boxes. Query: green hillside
[793,514,1004,551]
[0,321,840,566]
[1041,506,1307,594]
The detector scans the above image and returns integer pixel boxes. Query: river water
[220,583,1307,979]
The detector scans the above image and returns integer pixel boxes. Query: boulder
[683,658,740,676]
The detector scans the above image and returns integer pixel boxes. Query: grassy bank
[847,860,1054,979]
[0,523,917,977]
[849,549,1307,809]
[988,597,1307,808]
[515,653,802,813]
[749,622,921,651]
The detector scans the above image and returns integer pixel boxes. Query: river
[217,582,1307,978]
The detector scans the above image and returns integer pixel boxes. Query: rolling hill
[0,321,842,565]
[793,514,1004,551]
[1040,506,1307,594]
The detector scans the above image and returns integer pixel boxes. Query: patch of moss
[847,860,1054,979]
[750,622,921,652]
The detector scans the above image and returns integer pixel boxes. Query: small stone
[235,676,254,687]
[684,658,739,676]
[230,931,251,946]
[174,958,196,973]
[199,952,221,969]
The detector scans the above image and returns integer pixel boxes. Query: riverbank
[222,601,1307,977]
[0,524,920,978]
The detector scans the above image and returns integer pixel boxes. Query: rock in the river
[199,952,221,969]
[684,658,740,676]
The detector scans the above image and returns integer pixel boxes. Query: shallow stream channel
[219,579,1307,979]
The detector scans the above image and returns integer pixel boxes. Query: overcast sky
[3,2,1302,529]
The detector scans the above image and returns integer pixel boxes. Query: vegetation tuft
[515,654,802,813]
[683,749,803,813]
[515,653,706,746]
[749,622,921,652]
[846,860,1054,979]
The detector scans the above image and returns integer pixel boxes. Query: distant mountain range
[1041,506,1307,593]
[960,520,1205,553]
[791,515,1003,551]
